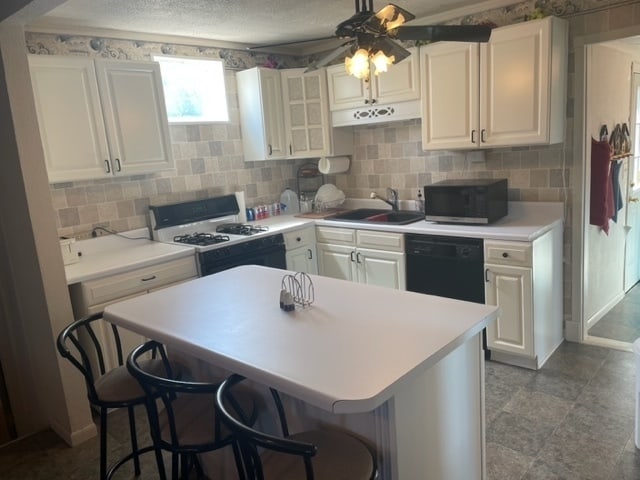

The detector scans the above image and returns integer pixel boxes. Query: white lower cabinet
[316,226,405,290]
[484,225,563,369]
[484,262,534,358]
[69,256,198,373]
[284,225,318,274]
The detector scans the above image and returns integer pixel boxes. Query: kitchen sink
[328,208,424,225]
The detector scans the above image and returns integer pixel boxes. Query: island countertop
[103,265,498,414]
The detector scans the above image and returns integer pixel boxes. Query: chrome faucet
[370,188,399,211]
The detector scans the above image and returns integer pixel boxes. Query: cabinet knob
[502,252,509,258]
[364,99,369,104]
[296,237,302,242]
[371,98,377,104]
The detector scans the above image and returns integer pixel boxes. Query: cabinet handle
[356,252,362,264]
[141,275,157,282]
[481,129,486,143]
[350,251,356,262]
[307,248,313,260]
[471,130,476,144]
[104,159,111,173]
[485,268,490,282]
[371,98,377,104]
[268,144,273,155]
[115,158,122,172]
[289,144,292,155]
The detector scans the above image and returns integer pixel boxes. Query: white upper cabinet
[94,60,173,176]
[29,55,173,183]
[237,67,352,161]
[421,16,568,150]
[281,69,332,158]
[327,47,421,126]
[236,67,287,161]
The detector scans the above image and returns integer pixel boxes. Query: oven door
[199,244,286,277]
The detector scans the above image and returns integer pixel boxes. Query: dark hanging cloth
[611,160,624,222]
[590,137,614,234]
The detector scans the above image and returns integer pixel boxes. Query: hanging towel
[611,160,624,222]
[590,137,614,234]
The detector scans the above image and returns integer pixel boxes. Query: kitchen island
[104,265,498,479]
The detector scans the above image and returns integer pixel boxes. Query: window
[153,55,229,124]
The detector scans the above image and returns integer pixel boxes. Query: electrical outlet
[74,231,94,241]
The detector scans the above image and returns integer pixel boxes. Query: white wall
[0,0,96,445]
[584,43,634,325]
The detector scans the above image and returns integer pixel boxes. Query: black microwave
[424,179,508,224]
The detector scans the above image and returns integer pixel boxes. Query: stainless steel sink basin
[328,208,424,225]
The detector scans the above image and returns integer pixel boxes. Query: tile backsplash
[27,0,584,239]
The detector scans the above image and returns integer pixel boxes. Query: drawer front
[484,240,532,267]
[316,226,356,245]
[79,256,197,307]
[284,226,316,250]
[356,230,404,252]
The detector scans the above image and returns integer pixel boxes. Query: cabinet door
[317,243,356,281]
[327,64,369,110]
[286,245,318,275]
[95,60,174,175]
[281,69,331,158]
[372,47,419,104]
[480,19,551,146]
[485,264,534,357]
[260,69,287,159]
[237,67,286,161]
[357,248,406,290]
[29,55,111,182]
[421,42,479,150]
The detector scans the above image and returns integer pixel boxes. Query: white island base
[188,333,485,480]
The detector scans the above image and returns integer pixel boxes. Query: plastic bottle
[279,187,300,214]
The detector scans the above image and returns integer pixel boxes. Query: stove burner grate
[216,223,269,236]
[173,233,230,246]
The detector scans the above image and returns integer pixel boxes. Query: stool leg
[127,406,141,475]
[99,407,108,480]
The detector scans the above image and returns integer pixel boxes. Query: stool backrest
[216,374,317,479]
[56,312,125,402]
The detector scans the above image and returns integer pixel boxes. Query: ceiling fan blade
[247,35,339,51]
[372,37,411,63]
[390,25,492,43]
[305,41,355,72]
[365,3,415,35]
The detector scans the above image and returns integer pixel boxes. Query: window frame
[153,54,230,125]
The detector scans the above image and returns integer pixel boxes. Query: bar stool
[56,313,160,479]
[216,373,378,480]
[127,340,258,480]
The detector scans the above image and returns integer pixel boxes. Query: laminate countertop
[103,265,498,414]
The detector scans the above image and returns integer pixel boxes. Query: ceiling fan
[248,0,493,76]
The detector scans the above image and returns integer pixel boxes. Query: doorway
[583,43,640,348]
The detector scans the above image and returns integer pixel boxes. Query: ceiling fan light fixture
[345,48,371,80]
[371,49,395,75]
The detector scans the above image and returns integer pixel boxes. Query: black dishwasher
[406,234,484,304]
